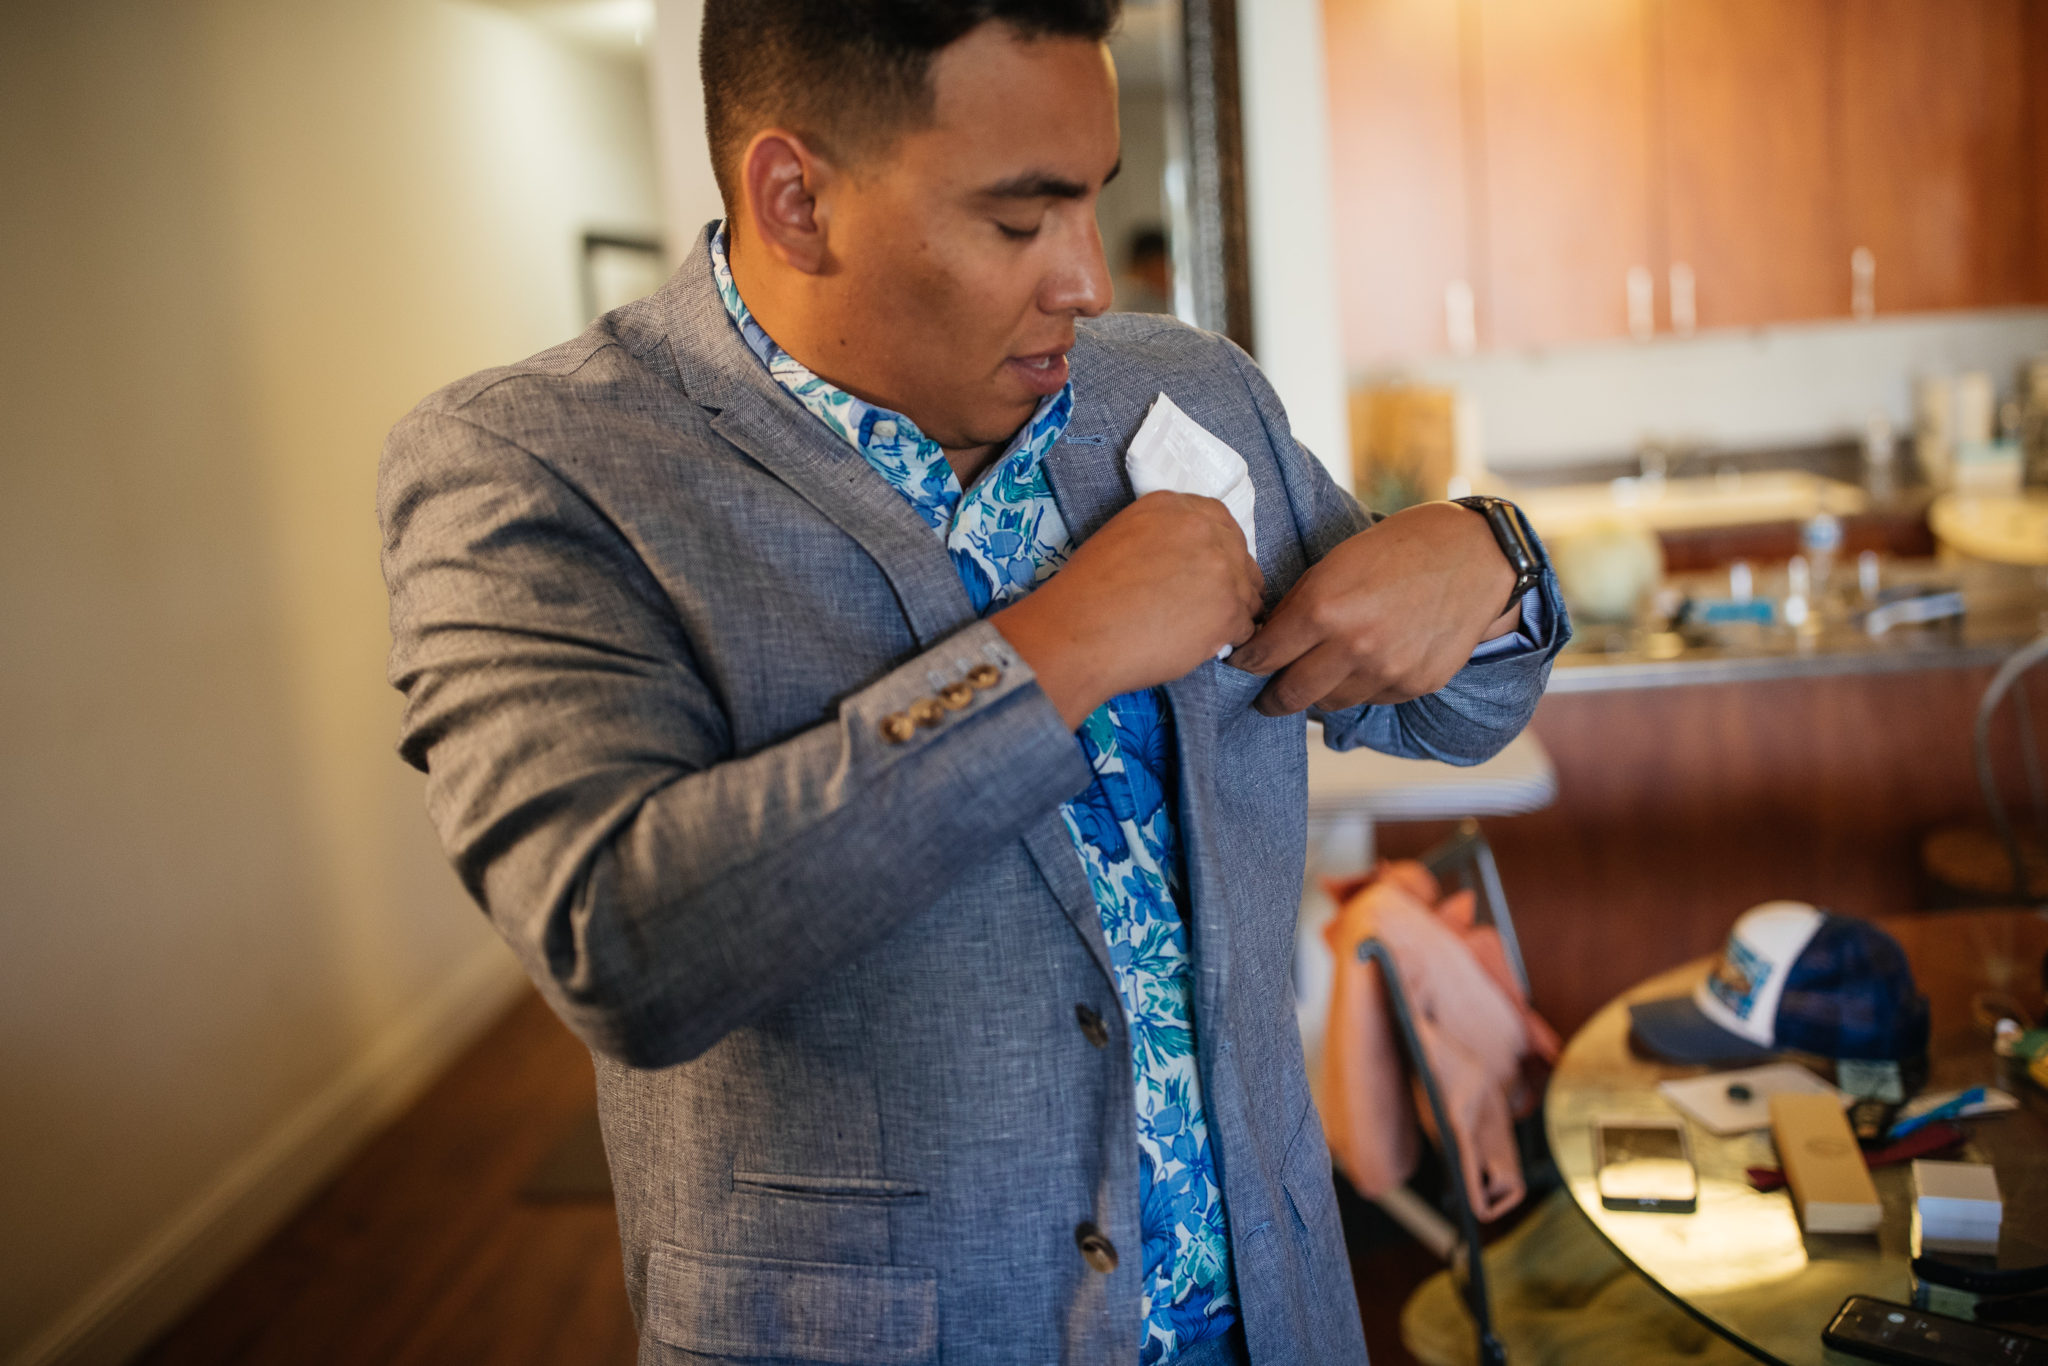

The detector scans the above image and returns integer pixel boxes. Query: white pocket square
[1124,392,1257,658]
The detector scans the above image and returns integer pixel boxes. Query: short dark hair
[700,0,1123,212]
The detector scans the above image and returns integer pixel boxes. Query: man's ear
[741,130,834,274]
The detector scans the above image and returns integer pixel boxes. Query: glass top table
[1544,908,2048,1364]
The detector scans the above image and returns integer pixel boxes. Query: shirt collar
[707,224,1073,531]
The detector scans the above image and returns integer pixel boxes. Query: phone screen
[1595,1121,1698,1212]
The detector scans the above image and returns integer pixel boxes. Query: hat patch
[1706,935,1771,1023]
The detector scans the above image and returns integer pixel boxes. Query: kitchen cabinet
[1323,0,2048,364]
[1472,0,1655,350]
[2033,0,2048,302]
[1655,0,1839,330]
[1837,0,2033,314]
[1324,0,1473,365]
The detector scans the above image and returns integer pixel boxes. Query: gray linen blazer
[380,225,1565,1366]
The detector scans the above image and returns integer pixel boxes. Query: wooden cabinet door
[1836,0,2032,313]
[1323,0,1474,368]
[1655,0,1839,329]
[2026,0,2048,304]
[1472,0,1656,349]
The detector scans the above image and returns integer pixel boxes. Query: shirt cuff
[1467,582,1550,662]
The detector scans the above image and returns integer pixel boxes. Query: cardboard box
[1771,1092,1881,1234]
[1913,1159,2002,1254]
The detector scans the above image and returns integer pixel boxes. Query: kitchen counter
[1548,561,2046,692]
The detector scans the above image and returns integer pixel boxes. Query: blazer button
[1074,1223,1118,1273]
[879,713,916,744]
[938,680,975,711]
[908,696,946,728]
[1074,1004,1110,1048]
[965,662,1002,690]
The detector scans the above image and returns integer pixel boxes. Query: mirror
[1107,0,1252,348]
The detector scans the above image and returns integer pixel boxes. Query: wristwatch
[1451,495,1545,616]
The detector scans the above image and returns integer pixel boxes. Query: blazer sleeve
[1216,341,1570,765]
[380,409,1092,1068]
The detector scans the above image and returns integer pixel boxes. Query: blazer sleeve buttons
[1074,1223,1119,1273]
[880,659,1004,744]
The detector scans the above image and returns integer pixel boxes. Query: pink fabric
[1317,861,1560,1223]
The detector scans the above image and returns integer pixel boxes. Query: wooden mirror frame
[1177,0,1255,352]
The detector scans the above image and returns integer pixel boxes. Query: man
[1116,227,1171,314]
[379,2,1566,1362]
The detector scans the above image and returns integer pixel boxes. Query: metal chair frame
[1355,818,1525,1366]
[1977,630,2048,903]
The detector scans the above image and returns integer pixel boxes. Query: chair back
[1976,631,2048,902]
[1358,819,1532,1366]
[1420,818,1531,997]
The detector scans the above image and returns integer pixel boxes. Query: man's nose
[1044,217,1114,318]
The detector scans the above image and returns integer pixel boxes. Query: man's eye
[995,221,1041,241]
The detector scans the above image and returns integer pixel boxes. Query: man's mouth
[1003,348,1071,397]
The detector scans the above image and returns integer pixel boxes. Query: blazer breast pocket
[646,1245,937,1365]
[1208,656,1268,712]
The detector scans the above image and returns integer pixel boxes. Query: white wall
[1235,0,1352,481]
[650,0,723,260]
[0,3,660,1362]
[1397,308,2048,472]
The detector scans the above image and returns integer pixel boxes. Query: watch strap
[1451,495,1544,615]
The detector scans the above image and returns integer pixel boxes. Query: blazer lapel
[658,227,975,648]
[1166,665,1234,1064]
[704,401,975,646]
[1046,388,1238,1031]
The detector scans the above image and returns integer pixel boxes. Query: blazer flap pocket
[646,1245,936,1364]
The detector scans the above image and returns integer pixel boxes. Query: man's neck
[728,228,1004,486]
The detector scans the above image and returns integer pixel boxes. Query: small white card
[1657,1062,1846,1136]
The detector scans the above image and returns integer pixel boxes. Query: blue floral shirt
[711,229,1235,1362]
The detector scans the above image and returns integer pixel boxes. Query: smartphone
[1822,1295,2048,1365]
[1593,1116,1698,1213]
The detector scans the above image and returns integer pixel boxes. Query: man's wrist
[991,596,1106,731]
[1450,495,1545,616]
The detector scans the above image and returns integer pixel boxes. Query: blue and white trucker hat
[1628,901,1931,1064]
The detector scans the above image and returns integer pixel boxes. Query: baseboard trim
[9,940,529,1366]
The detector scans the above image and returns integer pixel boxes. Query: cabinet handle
[1444,279,1477,356]
[1669,262,1696,336]
[1626,266,1655,342]
[1851,247,1876,321]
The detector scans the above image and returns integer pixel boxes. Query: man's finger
[1254,638,1356,716]
[1315,680,1381,713]
[1228,579,1323,676]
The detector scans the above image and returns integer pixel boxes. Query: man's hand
[1228,501,1522,717]
[994,491,1263,729]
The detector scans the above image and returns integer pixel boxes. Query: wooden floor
[139,989,1442,1366]
[138,992,639,1366]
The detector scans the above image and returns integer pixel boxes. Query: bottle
[1801,512,1843,602]
[1862,412,1896,501]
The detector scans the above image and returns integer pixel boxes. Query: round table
[1543,908,2048,1364]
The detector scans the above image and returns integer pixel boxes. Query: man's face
[816,24,1120,452]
